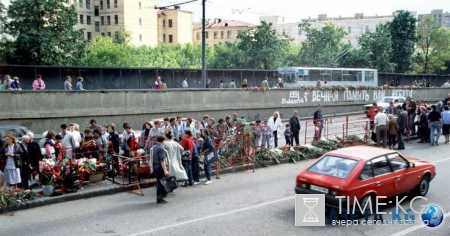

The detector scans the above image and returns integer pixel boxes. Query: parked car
[295,146,436,208]
[0,125,44,142]
[363,96,406,117]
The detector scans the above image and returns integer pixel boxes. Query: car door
[387,153,414,194]
[371,156,396,197]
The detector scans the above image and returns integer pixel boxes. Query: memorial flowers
[39,159,61,186]
[0,187,35,211]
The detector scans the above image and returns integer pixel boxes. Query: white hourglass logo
[303,198,319,223]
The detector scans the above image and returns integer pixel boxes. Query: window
[163,34,166,42]
[343,70,362,81]
[213,31,218,39]
[79,0,83,8]
[87,32,92,40]
[205,32,209,39]
[107,16,111,25]
[227,30,232,39]
[196,32,200,40]
[332,70,342,81]
[107,0,110,9]
[80,14,84,24]
[139,34,142,41]
[101,32,105,37]
[348,27,352,33]
[94,6,99,16]
[371,156,391,177]
[162,19,165,27]
[87,15,91,25]
[221,31,224,39]
[364,71,374,82]
[308,156,359,179]
[387,154,408,171]
[86,0,91,9]
[169,35,173,43]
[114,15,118,25]
[100,0,103,9]
[107,32,111,37]
[168,19,173,28]
[360,161,374,180]
[95,22,100,32]
[139,18,142,25]
[101,16,105,25]
[365,26,369,33]
[114,0,118,8]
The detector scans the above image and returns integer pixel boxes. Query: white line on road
[432,157,450,163]
[127,196,295,236]
[389,211,450,236]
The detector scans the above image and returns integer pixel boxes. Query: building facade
[261,11,418,47]
[418,9,450,28]
[192,19,255,47]
[68,0,158,46]
[157,7,193,45]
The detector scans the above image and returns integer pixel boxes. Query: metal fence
[1,64,449,90]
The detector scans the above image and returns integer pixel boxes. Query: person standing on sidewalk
[268,111,282,148]
[369,102,382,130]
[374,110,388,148]
[313,104,324,140]
[428,105,443,146]
[387,115,399,150]
[396,105,407,150]
[151,136,170,204]
[289,111,301,146]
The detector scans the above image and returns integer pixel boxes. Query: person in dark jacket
[108,124,120,173]
[417,107,428,143]
[18,135,31,189]
[289,110,301,146]
[396,106,408,150]
[26,132,41,186]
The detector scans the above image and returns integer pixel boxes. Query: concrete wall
[0,88,448,134]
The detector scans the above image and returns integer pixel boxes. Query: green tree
[339,49,370,68]
[358,23,396,72]
[297,21,349,66]
[0,1,6,63]
[414,16,450,74]
[113,27,131,44]
[390,11,417,73]
[208,42,247,69]
[3,0,85,65]
[237,21,291,69]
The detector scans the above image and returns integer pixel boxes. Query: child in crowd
[313,121,322,141]
[260,118,272,149]
[254,120,262,149]
[284,124,291,146]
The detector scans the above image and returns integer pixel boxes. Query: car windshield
[376,98,393,103]
[308,156,359,179]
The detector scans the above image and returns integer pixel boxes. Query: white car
[363,96,406,117]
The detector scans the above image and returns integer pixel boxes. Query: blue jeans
[430,121,442,144]
[204,161,211,181]
[182,160,193,184]
[261,134,271,148]
[192,155,200,182]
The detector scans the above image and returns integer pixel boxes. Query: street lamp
[201,0,206,88]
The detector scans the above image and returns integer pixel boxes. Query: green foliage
[298,21,349,66]
[414,16,450,74]
[390,11,417,73]
[113,27,131,44]
[358,23,396,72]
[3,0,85,65]
[237,21,293,69]
[208,42,247,69]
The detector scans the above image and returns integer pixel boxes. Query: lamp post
[201,0,206,88]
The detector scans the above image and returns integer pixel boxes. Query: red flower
[54,166,61,172]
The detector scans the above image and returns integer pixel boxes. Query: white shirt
[268,116,282,132]
[182,80,188,88]
[442,82,450,88]
[375,113,388,127]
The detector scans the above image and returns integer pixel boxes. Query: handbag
[182,150,191,161]
[159,176,178,192]
[205,148,219,165]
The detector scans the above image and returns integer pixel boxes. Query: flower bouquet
[0,187,35,212]
[39,159,61,186]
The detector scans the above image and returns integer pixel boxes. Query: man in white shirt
[442,80,450,88]
[60,124,76,159]
[374,110,388,148]
[182,78,188,88]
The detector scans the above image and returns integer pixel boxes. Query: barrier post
[304,121,308,145]
[345,116,349,139]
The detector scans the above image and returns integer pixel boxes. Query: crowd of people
[369,93,450,149]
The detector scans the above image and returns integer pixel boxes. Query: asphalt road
[1,135,449,236]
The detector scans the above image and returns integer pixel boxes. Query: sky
[157,0,450,24]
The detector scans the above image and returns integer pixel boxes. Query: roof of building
[326,146,396,160]
[193,20,255,29]
[157,8,193,16]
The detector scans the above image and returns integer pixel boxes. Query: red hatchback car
[295,146,436,208]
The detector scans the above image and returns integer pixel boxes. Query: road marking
[432,157,450,163]
[389,211,450,236]
[127,196,295,236]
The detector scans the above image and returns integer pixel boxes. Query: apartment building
[192,19,255,47]
[418,9,450,28]
[68,0,158,46]
[261,11,417,47]
[157,7,193,45]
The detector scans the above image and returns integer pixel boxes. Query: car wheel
[415,176,430,196]
[359,194,376,215]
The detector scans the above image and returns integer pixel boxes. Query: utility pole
[201,0,206,88]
